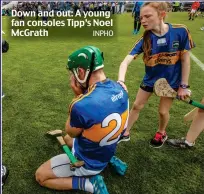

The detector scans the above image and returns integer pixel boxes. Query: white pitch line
[190,52,204,71]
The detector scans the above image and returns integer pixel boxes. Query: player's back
[70,79,129,171]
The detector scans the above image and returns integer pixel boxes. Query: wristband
[118,80,125,83]
[180,84,190,89]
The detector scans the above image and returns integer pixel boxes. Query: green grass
[2,12,204,194]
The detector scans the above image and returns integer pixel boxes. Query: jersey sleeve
[69,103,85,128]
[129,37,144,59]
[180,27,195,51]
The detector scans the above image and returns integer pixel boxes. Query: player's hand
[70,75,83,96]
[177,88,191,101]
[117,80,128,92]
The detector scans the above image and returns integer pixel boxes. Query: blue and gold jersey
[69,79,129,171]
[130,23,195,88]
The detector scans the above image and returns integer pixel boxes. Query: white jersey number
[99,113,122,147]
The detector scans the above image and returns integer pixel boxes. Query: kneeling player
[35,46,129,193]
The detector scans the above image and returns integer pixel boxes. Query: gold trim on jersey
[172,24,194,49]
[68,84,96,114]
[130,36,143,59]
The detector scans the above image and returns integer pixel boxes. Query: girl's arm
[118,55,134,82]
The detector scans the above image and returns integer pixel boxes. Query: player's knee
[35,168,46,186]
[132,102,145,112]
[159,109,169,117]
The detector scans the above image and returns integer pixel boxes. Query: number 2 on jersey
[99,113,125,147]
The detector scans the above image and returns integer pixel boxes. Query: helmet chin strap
[72,69,89,92]
[73,69,90,84]
[85,52,95,89]
[73,52,95,91]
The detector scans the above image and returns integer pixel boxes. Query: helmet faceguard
[67,46,104,89]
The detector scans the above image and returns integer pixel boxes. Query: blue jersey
[69,79,129,171]
[133,2,144,13]
[130,23,195,88]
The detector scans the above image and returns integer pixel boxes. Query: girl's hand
[177,87,191,101]
[117,80,128,92]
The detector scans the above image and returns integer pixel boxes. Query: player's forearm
[65,118,83,138]
[181,51,190,85]
[181,63,190,85]
[118,55,134,82]
[118,62,128,82]
[65,119,70,134]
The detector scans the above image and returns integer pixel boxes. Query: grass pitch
[2,12,204,194]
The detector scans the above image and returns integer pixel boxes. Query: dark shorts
[140,82,154,93]
[140,82,178,93]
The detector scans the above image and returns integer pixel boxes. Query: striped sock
[72,177,94,193]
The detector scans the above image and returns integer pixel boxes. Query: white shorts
[191,9,196,14]
[51,154,102,177]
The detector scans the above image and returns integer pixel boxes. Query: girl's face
[140,5,162,31]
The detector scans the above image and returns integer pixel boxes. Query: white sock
[185,139,194,146]
[85,179,94,193]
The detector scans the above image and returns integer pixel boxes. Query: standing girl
[118,2,195,148]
